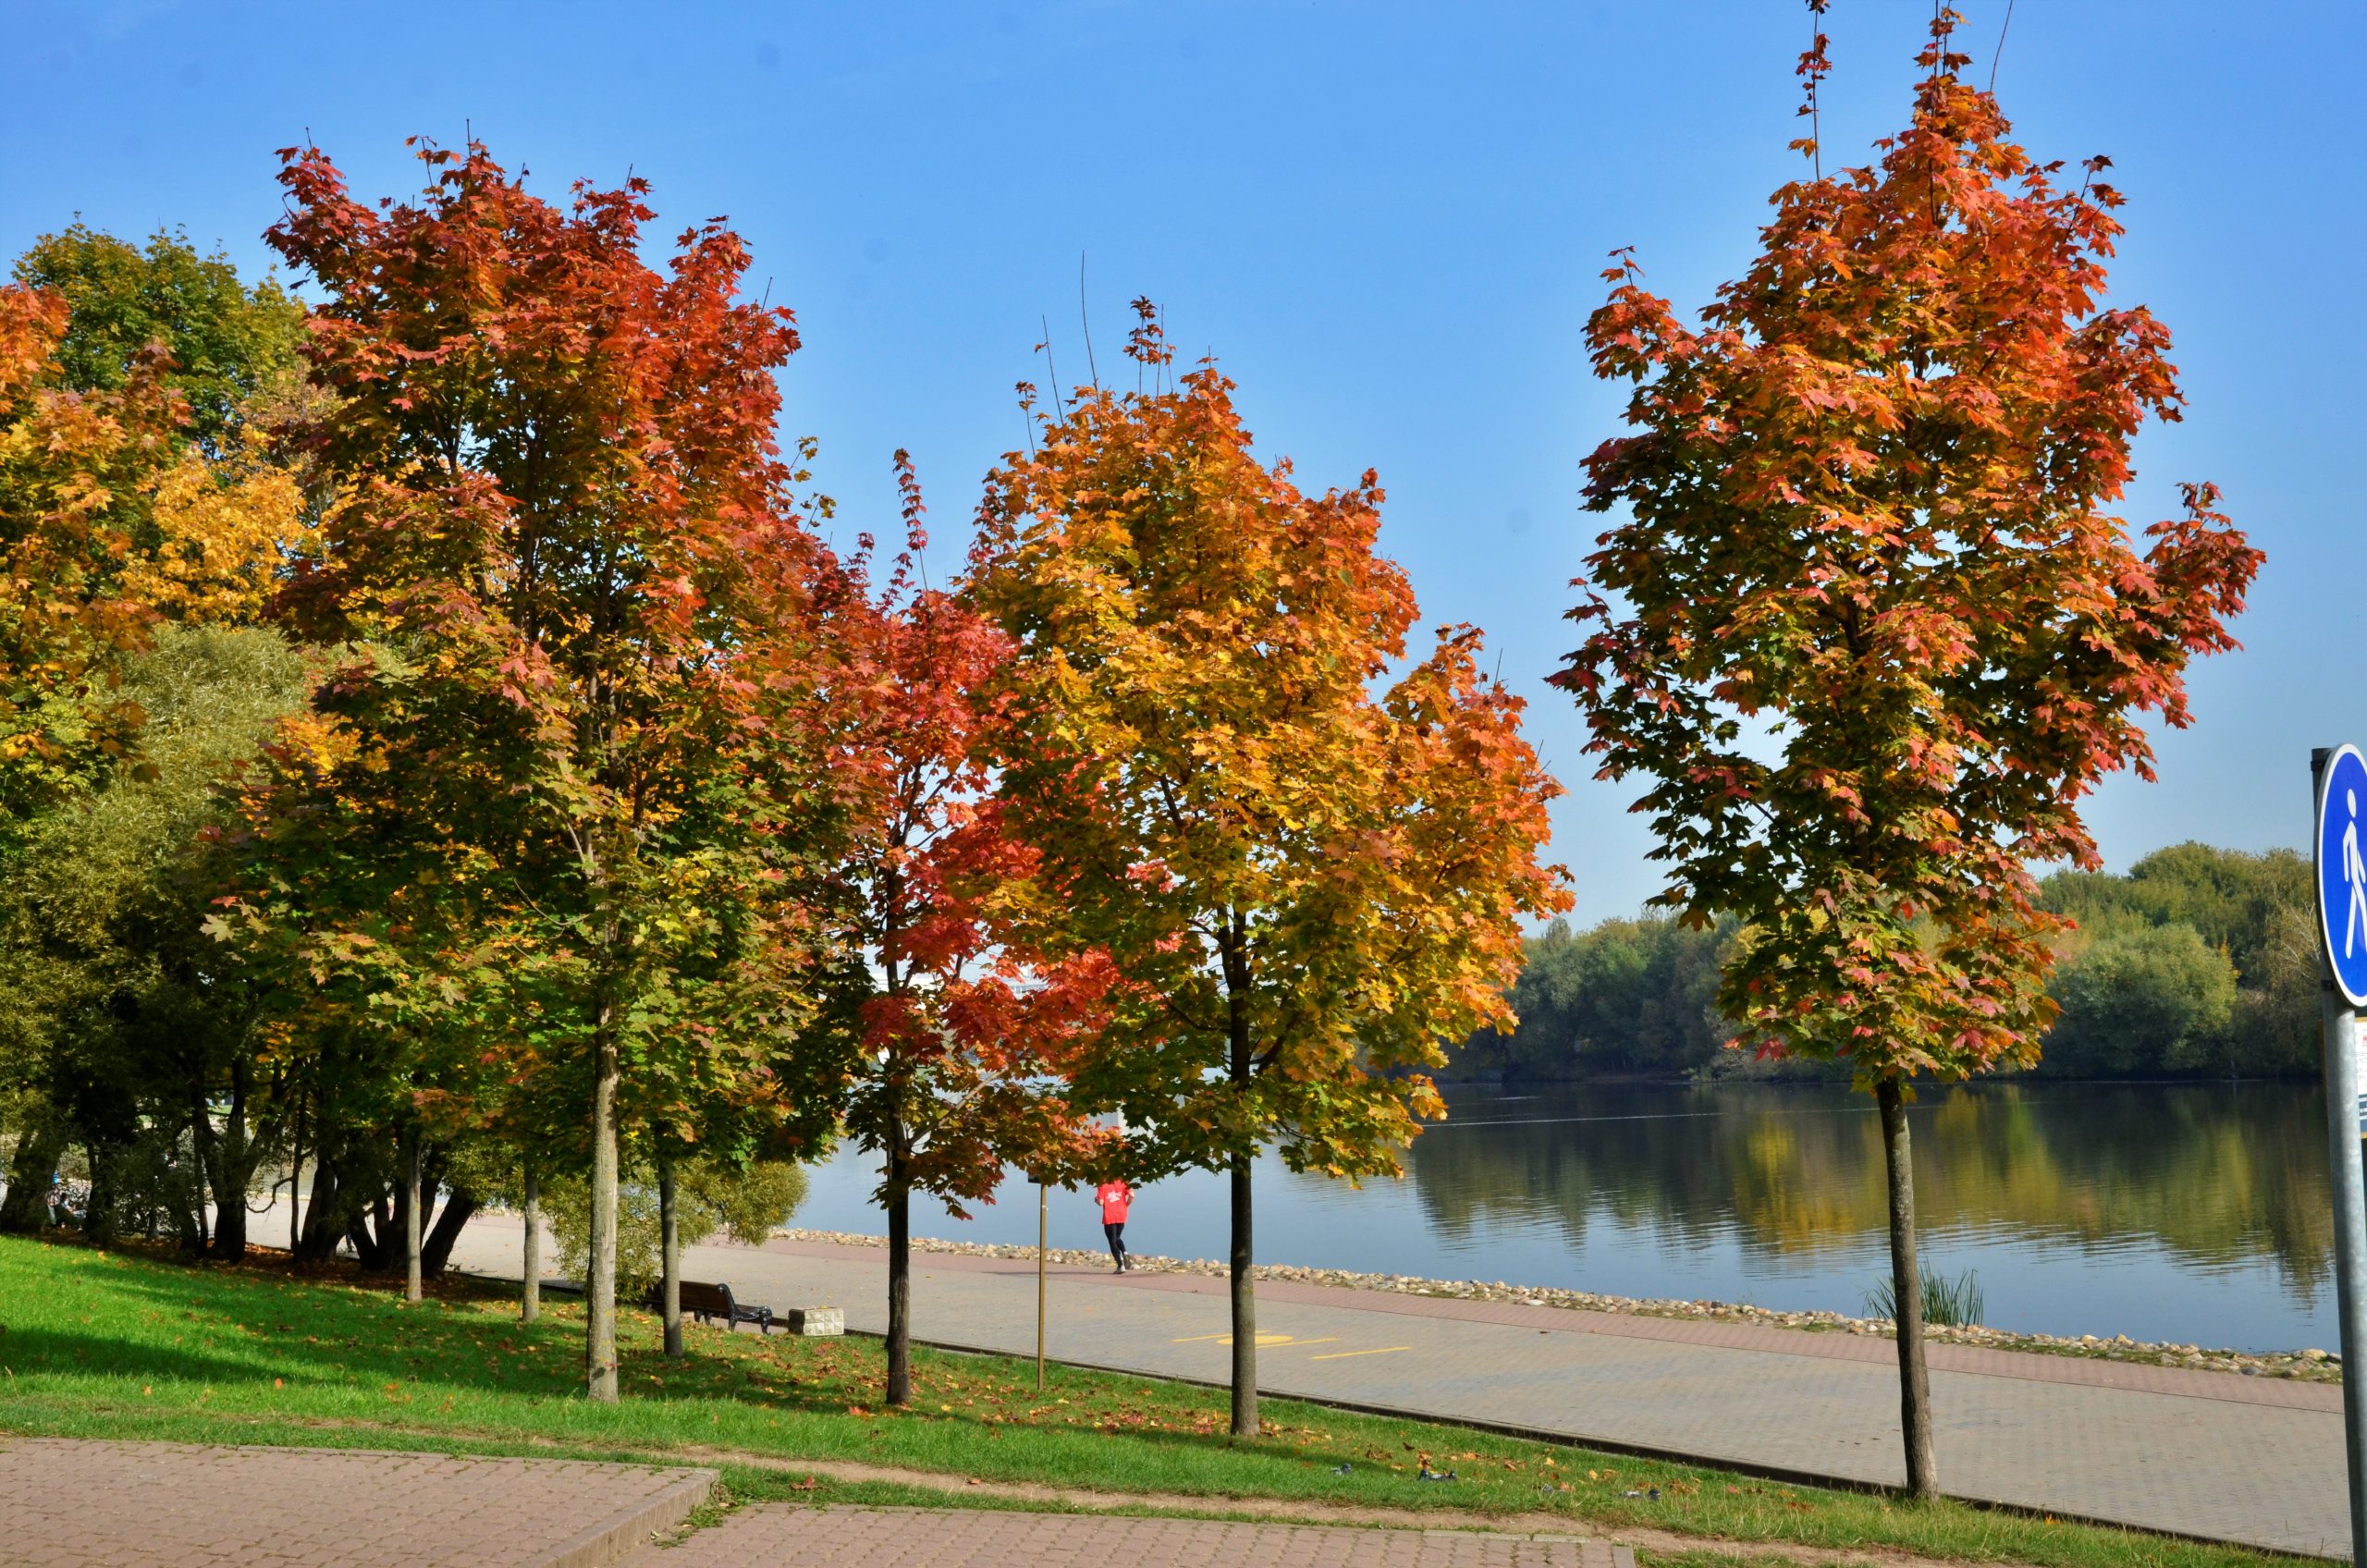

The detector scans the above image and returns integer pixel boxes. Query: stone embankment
[775,1227,2339,1384]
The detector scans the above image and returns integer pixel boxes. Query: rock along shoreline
[775,1226,2340,1385]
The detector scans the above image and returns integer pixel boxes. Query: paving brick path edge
[623,1503,1631,1568]
[0,1439,716,1568]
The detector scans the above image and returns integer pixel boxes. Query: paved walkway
[442,1219,2352,1557]
[0,1438,713,1568]
[620,1504,1620,1568]
[3,1438,1606,1568]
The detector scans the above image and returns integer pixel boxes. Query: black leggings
[1103,1220,1127,1265]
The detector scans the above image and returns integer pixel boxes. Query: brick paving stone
[621,1505,1625,1568]
[0,1439,714,1567]
[440,1219,2352,1557]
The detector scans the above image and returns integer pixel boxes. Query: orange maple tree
[1558,10,2260,1493]
[971,304,1569,1437]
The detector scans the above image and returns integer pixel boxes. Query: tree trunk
[288,1091,305,1256]
[296,1158,343,1263]
[403,1128,423,1305]
[886,1166,912,1406]
[585,1025,620,1403]
[212,1182,249,1260]
[207,1057,264,1262]
[520,1168,542,1324]
[659,1151,683,1360]
[421,1185,476,1276]
[1876,1076,1938,1499]
[1229,1149,1257,1438]
[0,1118,66,1231]
[86,1140,119,1247]
[1219,909,1260,1440]
[189,1086,215,1252]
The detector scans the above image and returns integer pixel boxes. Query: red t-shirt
[1096,1182,1133,1223]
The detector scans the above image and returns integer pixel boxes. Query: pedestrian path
[442,1219,2351,1557]
[5,1439,1611,1568]
[619,1503,1621,1568]
[0,1438,713,1568]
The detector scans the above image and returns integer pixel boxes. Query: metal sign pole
[1036,1183,1046,1392]
[2312,745,2367,1567]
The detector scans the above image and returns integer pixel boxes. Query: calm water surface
[797,1081,2340,1353]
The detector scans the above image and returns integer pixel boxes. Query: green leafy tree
[544,1155,807,1300]
[1462,915,1731,1081]
[2045,925,2238,1077]
[0,624,310,1249]
[245,138,844,1398]
[1558,14,2258,1495]
[12,225,301,459]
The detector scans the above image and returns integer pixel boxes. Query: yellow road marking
[1309,1345,1412,1361]
[1171,1333,1343,1348]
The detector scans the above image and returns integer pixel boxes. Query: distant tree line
[1452,843,2318,1084]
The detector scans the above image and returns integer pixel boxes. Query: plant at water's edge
[1556,7,2259,1501]
[1868,1268,1983,1329]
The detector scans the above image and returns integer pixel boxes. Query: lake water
[796,1080,2342,1354]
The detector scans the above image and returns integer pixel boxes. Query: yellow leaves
[129,450,305,625]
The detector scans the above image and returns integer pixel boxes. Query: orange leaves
[823,452,1122,1207]
[1561,22,2257,1087]
[0,283,190,804]
[970,312,1568,1186]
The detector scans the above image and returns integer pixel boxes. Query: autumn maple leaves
[1559,8,2257,1496]
[189,139,1570,1416]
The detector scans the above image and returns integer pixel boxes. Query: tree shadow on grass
[0,1233,1360,1477]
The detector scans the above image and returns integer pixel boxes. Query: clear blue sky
[6,1,2359,924]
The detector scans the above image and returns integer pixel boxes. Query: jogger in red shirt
[1095,1179,1133,1272]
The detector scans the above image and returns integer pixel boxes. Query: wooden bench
[677,1280,774,1335]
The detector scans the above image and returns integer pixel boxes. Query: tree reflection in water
[1406,1082,2335,1337]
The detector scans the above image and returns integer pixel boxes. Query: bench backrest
[679,1280,735,1317]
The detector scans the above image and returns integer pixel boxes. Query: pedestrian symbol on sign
[2347,787,2367,962]
[2319,747,2367,1008]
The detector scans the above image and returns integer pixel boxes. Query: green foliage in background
[2045,926,2238,1077]
[542,1158,809,1295]
[1453,843,2319,1083]
[11,224,303,459]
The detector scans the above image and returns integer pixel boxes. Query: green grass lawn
[0,1232,2304,1568]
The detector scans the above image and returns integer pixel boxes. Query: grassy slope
[0,1234,2300,1568]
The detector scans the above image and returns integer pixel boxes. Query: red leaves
[824,452,1122,1205]
[1561,22,2255,1086]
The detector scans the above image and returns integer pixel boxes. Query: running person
[1095,1178,1134,1272]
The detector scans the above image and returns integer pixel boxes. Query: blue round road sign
[2321,744,2367,1007]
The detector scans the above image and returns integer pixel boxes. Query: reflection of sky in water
[796,1082,2337,1353]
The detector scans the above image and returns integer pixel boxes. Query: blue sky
[6,1,2360,924]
